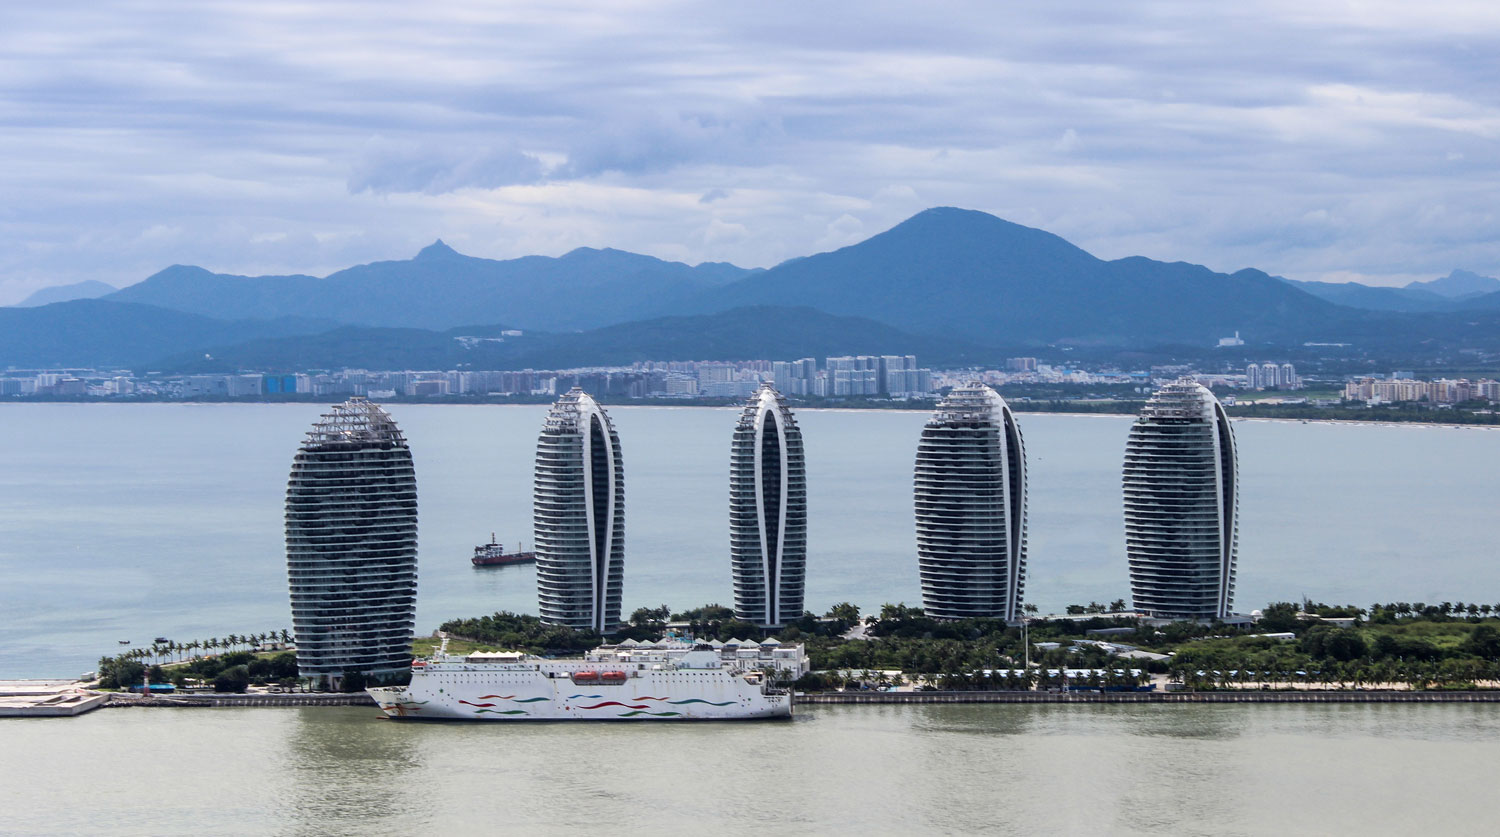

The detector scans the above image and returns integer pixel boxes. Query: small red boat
[472,534,537,567]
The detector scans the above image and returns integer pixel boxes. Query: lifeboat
[571,671,600,683]
[599,670,628,683]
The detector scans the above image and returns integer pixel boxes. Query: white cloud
[2,0,1499,303]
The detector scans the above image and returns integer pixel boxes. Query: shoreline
[801,690,1500,704]
[2,399,1496,430]
[83,689,1500,710]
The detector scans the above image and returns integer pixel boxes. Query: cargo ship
[471,535,536,567]
[368,635,798,721]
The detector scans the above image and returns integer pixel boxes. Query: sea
[6,703,1500,835]
[2,403,1498,679]
[3,403,1500,834]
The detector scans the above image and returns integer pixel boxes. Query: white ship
[368,636,798,721]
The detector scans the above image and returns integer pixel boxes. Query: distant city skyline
[4,4,1498,304]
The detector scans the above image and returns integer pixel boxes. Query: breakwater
[106,693,377,708]
[799,690,1500,704]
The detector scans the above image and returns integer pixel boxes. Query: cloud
[2,0,1500,302]
[348,139,547,194]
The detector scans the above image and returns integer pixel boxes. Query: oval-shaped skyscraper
[729,382,807,628]
[1123,377,1239,619]
[534,388,625,633]
[914,382,1027,622]
[286,398,418,689]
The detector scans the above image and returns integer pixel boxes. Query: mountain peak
[13,279,117,308]
[1404,269,1500,299]
[416,239,460,260]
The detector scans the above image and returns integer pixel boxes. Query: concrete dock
[0,681,109,717]
[798,689,1500,704]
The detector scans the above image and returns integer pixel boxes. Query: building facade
[729,383,808,628]
[1123,378,1239,619]
[914,382,1028,622]
[285,398,418,687]
[534,388,625,633]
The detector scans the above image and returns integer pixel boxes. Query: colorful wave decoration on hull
[473,709,529,716]
[630,696,737,707]
[618,711,682,717]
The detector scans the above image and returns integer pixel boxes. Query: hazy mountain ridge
[7,207,1500,371]
[682,208,1342,346]
[105,241,758,331]
[13,280,118,307]
[1286,269,1500,313]
[0,299,337,368]
[157,306,986,373]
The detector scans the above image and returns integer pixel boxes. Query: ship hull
[369,665,791,721]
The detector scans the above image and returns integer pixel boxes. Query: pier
[797,690,1500,704]
[107,692,377,708]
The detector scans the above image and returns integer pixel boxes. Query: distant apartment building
[1124,378,1238,620]
[729,383,807,629]
[1345,377,1493,404]
[534,388,626,633]
[1005,357,1038,372]
[285,398,418,689]
[914,383,1028,622]
[1245,362,1299,390]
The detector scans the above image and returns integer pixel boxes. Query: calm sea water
[2,404,1498,678]
[4,703,1499,835]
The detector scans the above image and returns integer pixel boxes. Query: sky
[2,0,1498,303]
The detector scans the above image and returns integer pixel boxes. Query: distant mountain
[13,280,117,307]
[1283,279,1460,313]
[0,300,337,368]
[16,208,1500,369]
[1406,269,1500,299]
[155,306,988,373]
[677,208,1340,346]
[105,241,757,331]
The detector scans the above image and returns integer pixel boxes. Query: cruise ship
[368,636,801,721]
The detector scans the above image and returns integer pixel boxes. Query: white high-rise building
[534,388,625,633]
[914,383,1028,622]
[286,398,418,688]
[729,383,807,628]
[1123,378,1239,619]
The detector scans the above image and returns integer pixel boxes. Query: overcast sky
[2,1,1497,303]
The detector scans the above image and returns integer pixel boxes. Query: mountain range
[1284,269,1500,313]
[6,207,1500,372]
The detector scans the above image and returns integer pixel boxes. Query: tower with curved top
[1124,377,1239,619]
[534,388,625,633]
[286,398,418,687]
[730,383,807,628]
[914,382,1027,622]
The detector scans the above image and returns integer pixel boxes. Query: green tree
[1462,624,1500,660]
[213,665,250,693]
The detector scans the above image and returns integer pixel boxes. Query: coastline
[3,398,1497,430]
[801,690,1500,704]
[75,689,1500,710]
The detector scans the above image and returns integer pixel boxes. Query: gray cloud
[2,1,1500,302]
[347,140,547,194]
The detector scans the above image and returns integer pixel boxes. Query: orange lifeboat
[599,670,628,684]
[571,671,600,684]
